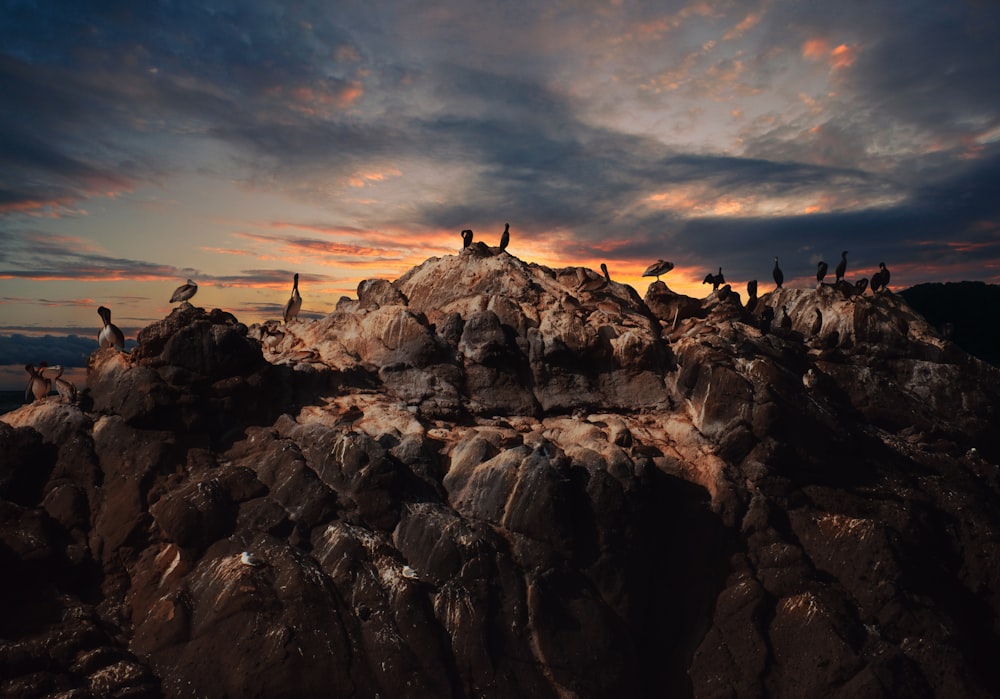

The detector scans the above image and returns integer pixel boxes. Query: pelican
[47,365,77,403]
[499,223,510,252]
[170,279,198,303]
[747,279,759,310]
[25,363,51,402]
[772,257,784,289]
[98,306,126,350]
[642,259,674,281]
[835,251,848,283]
[461,229,473,249]
[283,273,302,324]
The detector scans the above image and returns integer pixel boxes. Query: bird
[780,306,792,331]
[816,260,828,284]
[25,363,51,402]
[854,278,869,296]
[600,263,611,282]
[499,223,510,252]
[98,306,126,350]
[642,259,674,281]
[746,280,759,310]
[810,308,822,336]
[871,262,890,293]
[773,257,784,289]
[283,273,302,324]
[702,267,725,291]
[835,251,848,283]
[461,229,473,248]
[170,279,198,303]
[48,365,77,403]
[759,306,775,334]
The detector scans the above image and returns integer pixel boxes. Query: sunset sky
[2,0,1000,389]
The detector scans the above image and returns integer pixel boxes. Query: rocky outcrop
[2,253,1000,698]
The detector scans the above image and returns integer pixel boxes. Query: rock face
[2,254,1000,698]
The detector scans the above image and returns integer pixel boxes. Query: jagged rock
[2,251,1000,698]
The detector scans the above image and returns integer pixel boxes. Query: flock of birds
[22,222,892,404]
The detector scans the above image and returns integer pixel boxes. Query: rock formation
[2,252,1000,698]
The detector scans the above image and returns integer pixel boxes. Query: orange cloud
[803,38,859,72]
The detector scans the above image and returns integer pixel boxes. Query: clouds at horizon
[2,0,999,342]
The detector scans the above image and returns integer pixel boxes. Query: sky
[2,0,1000,389]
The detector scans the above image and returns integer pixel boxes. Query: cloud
[0,333,109,367]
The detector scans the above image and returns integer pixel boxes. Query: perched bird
[283,273,302,324]
[816,260,828,284]
[702,267,725,291]
[600,263,611,282]
[773,256,784,289]
[871,262,890,293]
[746,280,759,310]
[759,306,775,334]
[855,278,869,296]
[642,259,674,281]
[170,279,198,303]
[48,365,77,403]
[810,308,823,336]
[835,251,848,283]
[780,306,793,331]
[98,306,126,351]
[25,363,51,402]
[461,229,474,248]
[499,222,510,252]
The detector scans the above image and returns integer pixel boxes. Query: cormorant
[703,267,724,291]
[817,260,828,284]
[642,259,674,281]
[759,306,775,334]
[283,273,302,324]
[98,306,126,350]
[810,308,822,335]
[461,229,473,248]
[855,278,869,296]
[871,262,890,293]
[835,251,848,283]
[773,256,784,289]
[780,306,792,331]
[170,279,198,303]
[601,263,611,282]
[499,223,510,252]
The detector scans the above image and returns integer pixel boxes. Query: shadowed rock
[2,252,1000,698]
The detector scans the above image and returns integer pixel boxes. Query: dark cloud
[0,333,113,367]
[1,0,998,296]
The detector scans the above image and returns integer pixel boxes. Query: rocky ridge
[2,248,1000,698]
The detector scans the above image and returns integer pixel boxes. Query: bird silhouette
[170,279,198,303]
[642,259,674,281]
[773,257,784,289]
[835,251,848,283]
[283,273,302,324]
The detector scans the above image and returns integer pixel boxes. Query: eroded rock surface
[3,253,1000,698]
